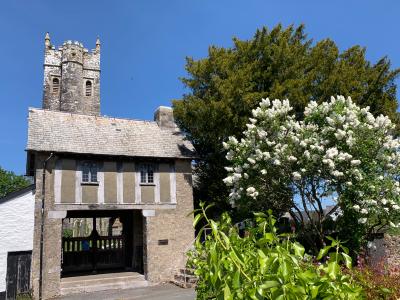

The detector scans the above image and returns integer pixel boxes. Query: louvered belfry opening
[85,80,92,97]
[52,78,60,95]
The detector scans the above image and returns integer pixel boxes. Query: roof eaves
[0,184,35,205]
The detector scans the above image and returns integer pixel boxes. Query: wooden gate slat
[62,235,125,274]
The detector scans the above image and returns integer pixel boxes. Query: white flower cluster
[223,96,400,228]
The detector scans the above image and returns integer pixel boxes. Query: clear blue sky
[0,1,399,175]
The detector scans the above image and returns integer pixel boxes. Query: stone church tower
[42,33,101,115]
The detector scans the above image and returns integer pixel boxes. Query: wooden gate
[62,230,125,275]
[6,251,32,300]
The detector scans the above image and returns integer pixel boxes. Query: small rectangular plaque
[158,239,168,245]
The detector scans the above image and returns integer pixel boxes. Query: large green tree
[173,24,400,215]
[0,166,31,198]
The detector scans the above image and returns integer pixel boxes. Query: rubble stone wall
[368,234,400,274]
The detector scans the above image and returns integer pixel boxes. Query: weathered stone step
[174,274,198,284]
[60,272,149,295]
[179,268,196,276]
[170,280,196,289]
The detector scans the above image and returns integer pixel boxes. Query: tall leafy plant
[189,203,363,300]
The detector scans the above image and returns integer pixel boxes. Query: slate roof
[0,184,35,205]
[26,108,195,159]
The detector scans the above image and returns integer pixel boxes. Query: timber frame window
[82,161,98,183]
[140,164,155,184]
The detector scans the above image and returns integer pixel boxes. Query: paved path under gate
[58,283,196,300]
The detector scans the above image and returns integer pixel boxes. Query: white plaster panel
[54,159,62,204]
[170,164,176,204]
[97,163,104,204]
[117,169,123,204]
[75,163,82,204]
[142,210,156,217]
[135,171,141,204]
[154,171,160,204]
[48,210,67,219]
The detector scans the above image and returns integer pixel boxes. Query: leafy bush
[0,166,31,197]
[223,96,400,254]
[189,204,363,299]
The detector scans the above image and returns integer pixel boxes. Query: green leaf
[210,220,218,234]
[380,287,391,294]
[298,270,316,281]
[204,203,215,212]
[280,260,292,279]
[232,270,240,289]
[341,252,352,269]
[340,245,349,254]
[292,242,305,257]
[193,213,203,227]
[317,246,331,260]
[229,248,244,266]
[326,236,338,247]
[310,285,319,299]
[224,285,233,300]
[263,232,275,242]
[253,212,267,218]
[220,231,231,246]
[257,249,267,258]
[260,281,280,289]
[326,261,339,279]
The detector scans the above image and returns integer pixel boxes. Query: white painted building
[0,185,35,299]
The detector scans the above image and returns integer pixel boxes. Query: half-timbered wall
[54,158,176,205]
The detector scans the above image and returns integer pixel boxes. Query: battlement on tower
[42,33,101,116]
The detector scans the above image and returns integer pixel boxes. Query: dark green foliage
[0,166,30,198]
[173,24,400,216]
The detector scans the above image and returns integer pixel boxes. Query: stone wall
[31,153,63,300]
[144,159,194,282]
[368,234,400,274]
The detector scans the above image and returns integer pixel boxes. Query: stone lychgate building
[26,34,195,299]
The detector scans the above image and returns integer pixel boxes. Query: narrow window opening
[52,78,60,95]
[85,80,92,97]
[140,164,154,184]
[82,161,98,183]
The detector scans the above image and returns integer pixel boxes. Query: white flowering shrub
[223,95,400,247]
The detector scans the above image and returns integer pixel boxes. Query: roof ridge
[28,107,158,124]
